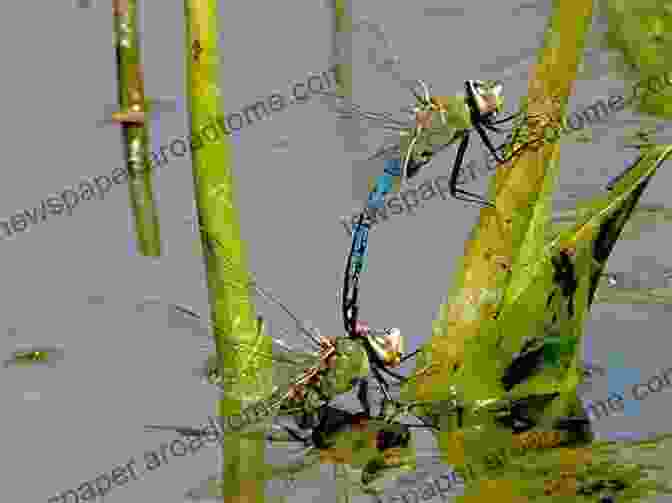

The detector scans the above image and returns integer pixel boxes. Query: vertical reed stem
[183,1,271,501]
[112,0,162,256]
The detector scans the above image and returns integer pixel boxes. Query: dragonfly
[337,82,529,307]
[317,78,538,208]
[3,345,65,368]
[140,222,432,435]
[96,97,180,128]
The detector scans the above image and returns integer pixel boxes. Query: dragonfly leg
[369,364,394,404]
[487,110,525,125]
[294,408,321,430]
[552,416,591,433]
[281,425,312,446]
[450,132,495,208]
[353,377,371,417]
[474,120,506,164]
[483,123,512,134]
[310,405,355,450]
[264,423,312,446]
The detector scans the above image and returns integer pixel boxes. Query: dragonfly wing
[194,226,327,351]
[154,309,343,430]
[136,299,324,413]
[315,91,413,131]
[367,142,402,162]
[142,226,326,352]
[167,303,320,365]
[144,424,207,437]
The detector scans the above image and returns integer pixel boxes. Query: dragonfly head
[366,328,404,368]
[466,79,505,119]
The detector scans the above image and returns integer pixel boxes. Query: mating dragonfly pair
[142,222,439,451]
[138,225,607,473]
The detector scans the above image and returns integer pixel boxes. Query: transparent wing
[135,223,338,424]
[143,424,208,437]
[365,142,402,162]
[137,298,322,392]
[185,218,327,352]
[314,90,414,132]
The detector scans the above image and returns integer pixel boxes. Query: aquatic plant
[110,0,162,256]
[398,0,672,500]
[182,0,273,501]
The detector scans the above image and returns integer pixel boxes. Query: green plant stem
[333,0,352,97]
[183,1,271,502]
[112,0,162,257]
